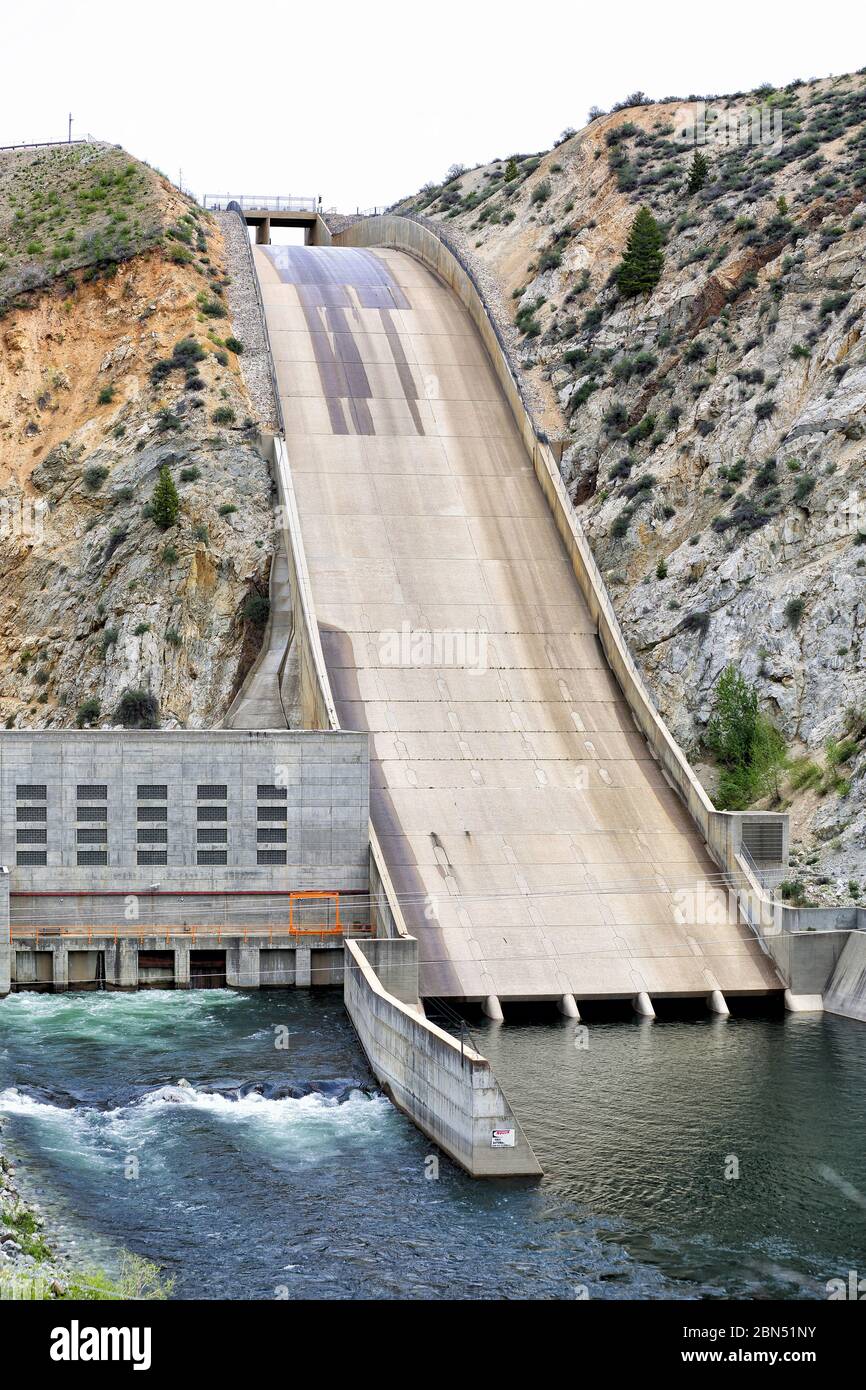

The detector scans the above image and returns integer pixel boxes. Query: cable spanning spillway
[254,242,781,1004]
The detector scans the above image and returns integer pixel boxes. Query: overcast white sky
[1,1,862,211]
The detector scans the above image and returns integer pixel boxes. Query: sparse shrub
[97,385,115,406]
[83,464,109,491]
[75,697,101,728]
[116,688,159,729]
[784,597,805,628]
[224,336,244,354]
[211,406,236,425]
[243,594,270,625]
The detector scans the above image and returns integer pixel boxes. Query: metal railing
[740,842,787,896]
[203,193,318,212]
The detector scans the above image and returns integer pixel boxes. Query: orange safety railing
[10,908,372,947]
[288,890,342,935]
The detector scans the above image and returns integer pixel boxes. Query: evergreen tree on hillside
[504,157,518,182]
[686,150,709,195]
[151,464,180,531]
[616,206,665,298]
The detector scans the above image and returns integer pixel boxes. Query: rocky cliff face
[394,73,866,903]
[0,144,274,730]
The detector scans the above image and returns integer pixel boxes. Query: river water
[0,989,863,1300]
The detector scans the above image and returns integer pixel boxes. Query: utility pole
[68,112,72,143]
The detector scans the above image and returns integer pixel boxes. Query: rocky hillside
[394,72,866,904]
[0,143,274,730]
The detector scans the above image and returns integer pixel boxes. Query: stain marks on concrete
[263,245,422,436]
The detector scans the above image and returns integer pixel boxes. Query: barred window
[197,850,227,865]
[257,849,287,865]
[138,806,168,822]
[77,785,107,800]
[17,828,47,844]
[197,828,228,843]
[197,806,226,821]
[137,827,168,843]
[257,806,287,821]
[137,784,167,799]
[77,851,108,866]
[197,785,227,800]
[17,805,47,821]
[257,785,288,800]
[77,805,108,821]
[76,828,107,844]
[16,784,46,800]
[16,851,47,866]
[137,850,167,865]
[257,827,287,843]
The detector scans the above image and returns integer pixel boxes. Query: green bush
[115,688,159,729]
[75,698,101,728]
[707,664,786,809]
[83,464,109,491]
[243,594,270,625]
[211,406,236,425]
[224,336,244,354]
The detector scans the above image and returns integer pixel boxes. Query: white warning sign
[491,1128,516,1149]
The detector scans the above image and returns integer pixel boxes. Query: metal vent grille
[741,819,785,865]
[197,806,226,821]
[138,806,168,822]
[77,805,108,821]
[17,851,47,865]
[197,828,228,843]
[257,806,287,821]
[17,805,47,821]
[257,828,287,843]
[16,784,47,800]
[137,850,167,865]
[197,850,227,865]
[77,851,108,866]
[137,828,168,843]
[77,785,107,799]
[17,828,47,844]
[257,785,288,800]
[257,849,287,865]
[77,828,107,844]
[137,784,167,799]
[197,785,227,800]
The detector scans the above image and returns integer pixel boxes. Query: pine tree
[504,157,518,182]
[686,150,709,195]
[151,464,180,531]
[616,207,665,299]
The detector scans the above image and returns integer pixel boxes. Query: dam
[2,201,865,1179]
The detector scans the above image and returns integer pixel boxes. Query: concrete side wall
[344,938,541,1176]
[0,868,9,996]
[824,932,866,1022]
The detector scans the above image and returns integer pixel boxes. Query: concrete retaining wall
[344,938,541,1176]
[823,931,866,1022]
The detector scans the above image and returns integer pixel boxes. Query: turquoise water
[0,989,863,1299]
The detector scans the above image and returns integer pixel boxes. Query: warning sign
[491,1128,516,1148]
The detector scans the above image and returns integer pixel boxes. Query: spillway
[254,241,781,1006]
